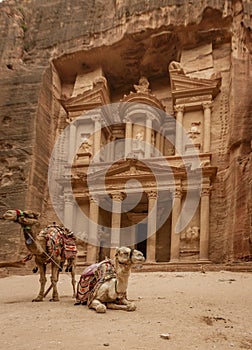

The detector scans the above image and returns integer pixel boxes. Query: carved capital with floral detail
[89,195,99,204]
[110,191,126,202]
[202,102,213,110]
[172,188,182,199]
[174,105,185,113]
[201,187,211,196]
[146,190,157,200]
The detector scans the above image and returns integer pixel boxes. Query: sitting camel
[75,246,145,313]
[2,209,77,302]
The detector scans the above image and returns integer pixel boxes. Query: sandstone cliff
[0,0,251,263]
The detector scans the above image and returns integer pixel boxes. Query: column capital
[146,113,155,121]
[89,195,99,204]
[64,192,75,204]
[110,191,126,202]
[123,116,132,123]
[202,101,213,110]
[174,105,185,113]
[201,186,211,196]
[146,190,157,200]
[172,187,183,199]
[91,115,102,122]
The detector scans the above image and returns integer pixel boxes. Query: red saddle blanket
[76,260,116,306]
[39,225,77,260]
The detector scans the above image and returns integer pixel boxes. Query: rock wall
[0,0,251,263]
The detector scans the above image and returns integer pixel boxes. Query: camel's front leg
[70,260,76,298]
[50,263,60,302]
[32,262,46,302]
[89,299,107,313]
[107,300,136,311]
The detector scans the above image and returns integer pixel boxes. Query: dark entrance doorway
[136,223,147,257]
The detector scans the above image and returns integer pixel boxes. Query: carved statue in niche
[134,77,151,93]
[187,122,201,140]
[135,130,144,141]
[180,226,200,251]
[132,128,145,159]
[169,61,185,75]
[80,139,92,154]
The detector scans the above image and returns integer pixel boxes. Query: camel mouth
[2,211,17,221]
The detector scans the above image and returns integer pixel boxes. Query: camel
[75,246,145,313]
[2,209,77,302]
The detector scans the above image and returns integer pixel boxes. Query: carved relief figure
[134,77,151,93]
[187,122,201,140]
[181,226,200,242]
[135,130,144,141]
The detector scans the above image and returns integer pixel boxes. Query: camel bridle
[117,248,134,265]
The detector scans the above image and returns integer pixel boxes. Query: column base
[199,259,211,263]
[169,258,180,263]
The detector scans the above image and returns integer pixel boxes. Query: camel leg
[32,262,46,302]
[70,259,76,298]
[49,263,60,302]
[107,300,136,311]
[89,299,107,313]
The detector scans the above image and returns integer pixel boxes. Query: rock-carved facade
[57,62,220,263]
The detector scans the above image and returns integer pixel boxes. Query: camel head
[115,247,145,266]
[3,209,40,226]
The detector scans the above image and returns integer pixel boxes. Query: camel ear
[115,247,120,256]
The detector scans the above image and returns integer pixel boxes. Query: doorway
[136,223,147,258]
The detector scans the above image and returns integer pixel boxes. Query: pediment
[60,80,110,113]
[86,158,184,184]
[169,61,221,102]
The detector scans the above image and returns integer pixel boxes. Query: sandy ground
[0,270,252,350]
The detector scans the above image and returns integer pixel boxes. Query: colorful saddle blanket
[39,225,77,260]
[76,260,116,306]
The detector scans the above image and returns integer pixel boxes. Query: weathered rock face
[0,0,251,263]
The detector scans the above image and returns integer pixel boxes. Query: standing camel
[2,209,77,302]
[75,246,145,313]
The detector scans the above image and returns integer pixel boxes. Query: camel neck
[115,263,131,294]
[22,226,41,255]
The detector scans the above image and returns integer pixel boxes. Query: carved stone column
[145,115,153,158]
[155,132,161,153]
[160,133,165,155]
[92,115,102,162]
[110,192,125,259]
[202,102,212,153]
[170,187,182,262]
[174,105,184,155]
[64,192,75,229]
[199,186,210,261]
[146,190,157,262]
[68,122,77,163]
[124,117,133,157]
[86,196,99,263]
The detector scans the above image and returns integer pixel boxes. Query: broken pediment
[168,61,221,105]
[60,76,110,114]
